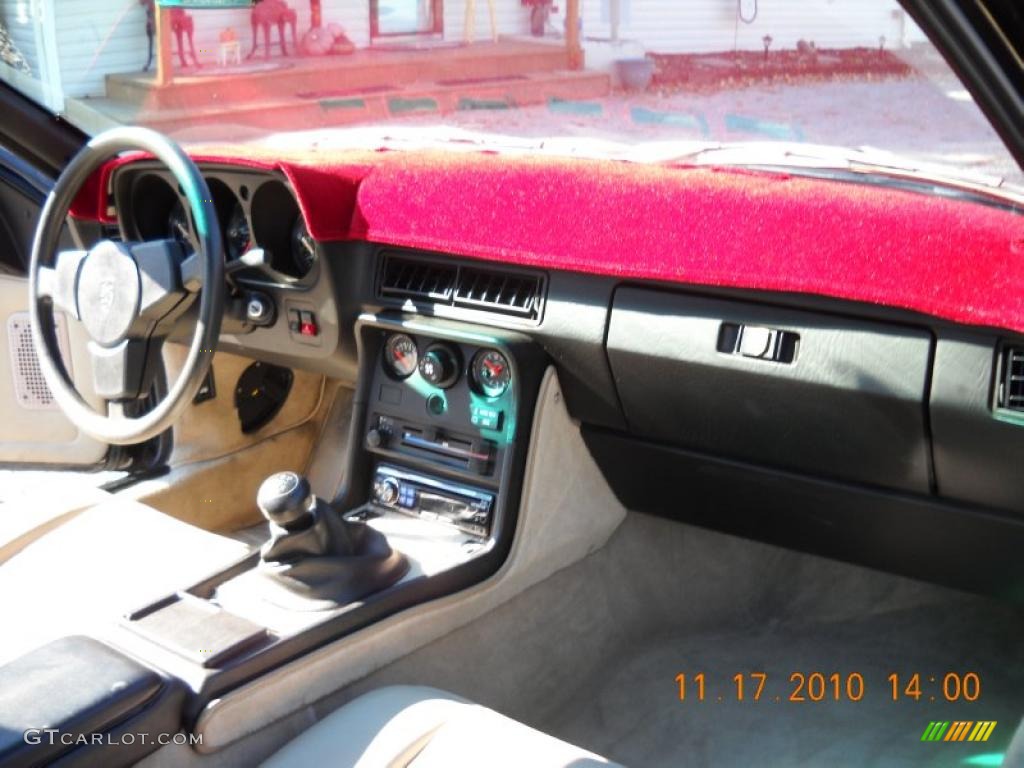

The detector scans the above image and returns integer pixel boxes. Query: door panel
[0,274,107,466]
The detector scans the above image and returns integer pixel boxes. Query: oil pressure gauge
[471,349,511,398]
[383,334,418,379]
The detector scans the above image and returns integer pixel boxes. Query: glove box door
[605,289,933,493]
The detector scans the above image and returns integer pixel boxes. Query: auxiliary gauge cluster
[381,333,512,399]
[365,322,530,532]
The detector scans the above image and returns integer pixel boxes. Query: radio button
[470,404,503,430]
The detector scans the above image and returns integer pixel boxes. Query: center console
[355,322,520,540]
[98,312,545,724]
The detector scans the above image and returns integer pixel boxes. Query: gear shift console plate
[255,472,409,609]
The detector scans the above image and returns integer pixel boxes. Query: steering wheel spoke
[105,399,126,421]
[178,250,204,293]
[87,337,157,401]
[131,239,188,320]
[37,249,88,319]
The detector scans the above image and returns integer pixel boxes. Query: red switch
[298,311,318,337]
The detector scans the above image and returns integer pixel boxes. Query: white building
[1,0,926,109]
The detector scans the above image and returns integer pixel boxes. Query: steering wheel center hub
[77,240,141,345]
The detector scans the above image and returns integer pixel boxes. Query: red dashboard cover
[71,148,1024,334]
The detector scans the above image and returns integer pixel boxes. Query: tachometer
[383,334,418,379]
[226,202,251,260]
[291,218,316,276]
[471,349,511,398]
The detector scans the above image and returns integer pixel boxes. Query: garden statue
[248,0,298,59]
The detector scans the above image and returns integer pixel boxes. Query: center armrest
[0,636,184,768]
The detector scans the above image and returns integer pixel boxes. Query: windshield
[0,0,1020,188]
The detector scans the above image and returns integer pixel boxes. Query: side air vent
[997,345,1024,412]
[379,256,457,303]
[379,253,545,321]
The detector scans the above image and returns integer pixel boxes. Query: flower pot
[614,57,655,91]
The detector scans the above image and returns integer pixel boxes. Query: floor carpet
[332,512,1024,767]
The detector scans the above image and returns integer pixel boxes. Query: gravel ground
[206,61,1017,187]
[393,73,1022,185]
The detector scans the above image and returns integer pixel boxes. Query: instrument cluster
[122,170,317,281]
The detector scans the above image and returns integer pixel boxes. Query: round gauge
[419,344,460,389]
[383,334,418,379]
[166,200,192,252]
[471,349,511,398]
[290,217,316,276]
[225,202,251,260]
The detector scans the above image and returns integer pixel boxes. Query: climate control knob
[373,477,400,506]
[418,344,460,389]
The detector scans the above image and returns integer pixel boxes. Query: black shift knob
[258,471,313,528]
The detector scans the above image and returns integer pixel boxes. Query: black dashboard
[108,163,1024,601]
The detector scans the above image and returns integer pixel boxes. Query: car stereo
[370,464,494,537]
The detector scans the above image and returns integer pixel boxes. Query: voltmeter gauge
[383,334,418,379]
[471,349,511,398]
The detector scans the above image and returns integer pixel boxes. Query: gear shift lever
[258,471,315,529]
[255,471,407,606]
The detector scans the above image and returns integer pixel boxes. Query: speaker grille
[7,312,73,410]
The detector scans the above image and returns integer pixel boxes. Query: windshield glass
[0,0,1020,187]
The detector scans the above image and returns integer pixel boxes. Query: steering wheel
[28,127,223,445]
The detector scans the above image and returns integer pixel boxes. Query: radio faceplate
[371,464,495,538]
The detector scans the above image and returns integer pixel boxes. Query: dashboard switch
[298,311,318,337]
[470,404,503,430]
[286,303,323,346]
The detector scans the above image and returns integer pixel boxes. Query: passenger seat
[261,685,621,767]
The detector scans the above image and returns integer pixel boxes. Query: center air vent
[379,253,544,321]
[997,345,1024,412]
[379,256,457,303]
[453,266,541,317]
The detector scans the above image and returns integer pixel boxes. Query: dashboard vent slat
[454,266,542,318]
[379,254,544,322]
[998,346,1024,412]
[380,256,456,302]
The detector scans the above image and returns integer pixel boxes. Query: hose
[738,0,758,25]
